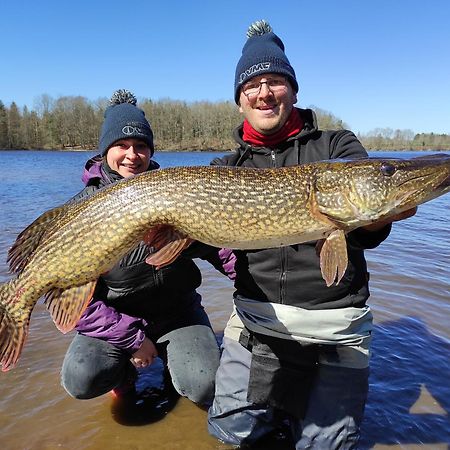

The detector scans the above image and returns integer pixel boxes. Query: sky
[2,0,449,135]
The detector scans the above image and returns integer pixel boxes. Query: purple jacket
[74,155,235,354]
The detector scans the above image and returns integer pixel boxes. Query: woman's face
[106,138,152,178]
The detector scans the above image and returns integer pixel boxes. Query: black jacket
[210,108,391,310]
[71,158,203,322]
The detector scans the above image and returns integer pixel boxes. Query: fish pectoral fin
[145,237,194,268]
[144,225,194,268]
[44,281,97,333]
[318,230,348,287]
[143,225,188,250]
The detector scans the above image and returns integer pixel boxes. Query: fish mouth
[391,167,450,211]
[438,172,450,190]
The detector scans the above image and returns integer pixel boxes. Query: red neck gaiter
[242,108,304,148]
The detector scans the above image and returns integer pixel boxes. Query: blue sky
[2,0,449,135]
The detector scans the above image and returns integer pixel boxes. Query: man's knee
[208,401,278,447]
[297,418,360,450]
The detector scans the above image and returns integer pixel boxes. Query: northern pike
[1,154,449,370]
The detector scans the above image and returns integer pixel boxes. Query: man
[207,21,416,449]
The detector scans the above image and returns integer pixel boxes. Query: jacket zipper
[270,150,276,166]
[154,264,163,287]
[271,150,287,304]
[149,246,164,288]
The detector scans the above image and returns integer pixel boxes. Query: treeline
[358,128,450,151]
[0,96,449,151]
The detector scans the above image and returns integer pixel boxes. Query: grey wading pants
[208,311,370,449]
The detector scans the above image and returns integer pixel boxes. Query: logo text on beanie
[122,125,145,136]
[239,62,271,83]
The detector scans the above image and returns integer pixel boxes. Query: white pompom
[246,20,272,38]
[109,89,137,106]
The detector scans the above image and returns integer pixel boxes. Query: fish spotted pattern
[0,154,449,370]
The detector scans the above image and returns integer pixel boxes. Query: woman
[61,90,221,408]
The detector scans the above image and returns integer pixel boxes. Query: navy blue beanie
[234,20,298,104]
[98,89,154,156]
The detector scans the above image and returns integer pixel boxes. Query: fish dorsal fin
[143,225,193,268]
[318,229,348,286]
[44,281,97,333]
[7,204,69,273]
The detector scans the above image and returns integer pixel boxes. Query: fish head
[313,154,450,227]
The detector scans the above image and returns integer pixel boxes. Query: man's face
[238,74,297,135]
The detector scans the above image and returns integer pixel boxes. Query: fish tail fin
[0,279,31,372]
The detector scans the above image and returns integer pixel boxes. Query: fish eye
[380,163,396,177]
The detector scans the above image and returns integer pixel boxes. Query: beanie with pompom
[98,89,154,155]
[234,20,298,104]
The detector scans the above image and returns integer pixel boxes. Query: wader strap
[238,326,254,351]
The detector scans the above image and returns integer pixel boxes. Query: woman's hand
[131,337,158,368]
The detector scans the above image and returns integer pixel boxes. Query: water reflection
[360,317,450,449]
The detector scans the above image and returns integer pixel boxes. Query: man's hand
[362,207,418,232]
[131,337,158,368]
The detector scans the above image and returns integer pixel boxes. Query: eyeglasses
[242,77,288,99]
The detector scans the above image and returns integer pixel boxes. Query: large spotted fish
[0,154,449,370]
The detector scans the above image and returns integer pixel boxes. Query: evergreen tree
[8,102,23,149]
[0,100,8,149]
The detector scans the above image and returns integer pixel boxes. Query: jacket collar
[81,154,160,187]
[233,107,318,154]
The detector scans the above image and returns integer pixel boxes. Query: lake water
[0,150,448,450]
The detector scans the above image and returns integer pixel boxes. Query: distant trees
[358,128,416,150]
[7,102,22,149]
[0,95,449,151]
[357,127,450,150]
[309,106,348,131]
[0,101,8,148]
[141,99,243,150]
[411,132,450,150]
